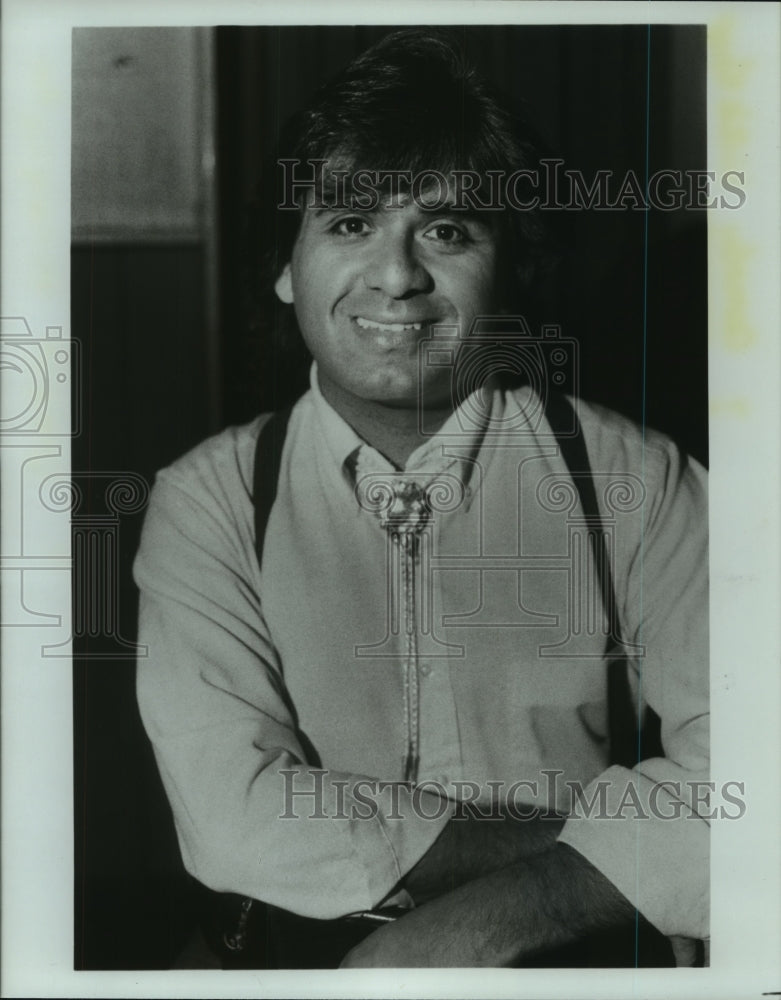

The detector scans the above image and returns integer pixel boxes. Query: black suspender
[542,393,641,769]
[252,406,293,565]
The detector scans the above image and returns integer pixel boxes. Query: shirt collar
[308,364,365,474]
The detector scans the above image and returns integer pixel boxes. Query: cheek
[452,260,501,315]
[292,247,353,313]
[290,259,326,323]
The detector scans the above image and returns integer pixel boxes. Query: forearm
[401,805,565,905]
[344,842,636,967]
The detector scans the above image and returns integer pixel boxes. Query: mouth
[354,316,430,333]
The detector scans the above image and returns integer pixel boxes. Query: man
[135,30,709,967]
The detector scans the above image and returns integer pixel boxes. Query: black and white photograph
[1,2,780,997]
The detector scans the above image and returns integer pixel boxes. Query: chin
[362,384,420,410]
[371,382,453,414]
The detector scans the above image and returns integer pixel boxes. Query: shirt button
[419,660,432,677]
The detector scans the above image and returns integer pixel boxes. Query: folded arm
[343,842,636,967]
[557,440,711,940]
[136,467,564,919]
[135,467,454,918]
[346,438,712,965]
[400,805,564,905]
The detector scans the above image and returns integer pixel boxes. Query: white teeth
[355,317,423,332]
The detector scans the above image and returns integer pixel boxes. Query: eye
[423,222,468,245]
[330,216,371,237]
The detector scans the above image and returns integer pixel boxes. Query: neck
[318,378,452,469]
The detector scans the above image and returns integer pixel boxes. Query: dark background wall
[72,24,707,969]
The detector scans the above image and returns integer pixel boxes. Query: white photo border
[1,1,780,998]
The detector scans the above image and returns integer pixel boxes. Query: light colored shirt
[134,368,709,938]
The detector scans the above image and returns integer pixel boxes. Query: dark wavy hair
[244,28,559,407]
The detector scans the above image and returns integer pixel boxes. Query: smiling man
[273,187,503,466]
[134,30,709,969]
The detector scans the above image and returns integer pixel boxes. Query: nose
[363,231,432,298]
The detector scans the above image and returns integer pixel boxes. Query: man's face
[275,182,502,415]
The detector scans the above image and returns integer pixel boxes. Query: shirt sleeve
[557,432,710,940]
[134,448,450,920]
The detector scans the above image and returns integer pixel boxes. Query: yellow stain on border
[709,16,758,354]
[710,17,756,92]
[709,396,749,419]
[711,225,758,353]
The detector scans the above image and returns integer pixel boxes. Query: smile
[355,317,424,332]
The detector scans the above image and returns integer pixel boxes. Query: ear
[274,263,294,304]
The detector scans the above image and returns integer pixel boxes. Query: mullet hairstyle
[244,29,560,409]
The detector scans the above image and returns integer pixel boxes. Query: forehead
[319,159,482,205]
